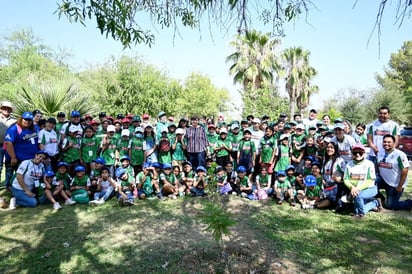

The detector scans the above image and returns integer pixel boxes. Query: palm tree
[282,46,317,119]
[226,30,280,112]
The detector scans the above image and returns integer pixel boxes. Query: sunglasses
[23,118,33,121]
[352,151,364,156]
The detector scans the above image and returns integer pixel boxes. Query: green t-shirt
[71,176,90,187]
[81,136,101,163]
[129,137,144,165]
[291,134,305,157]
[56,172,72,190]
[238,176,250,187]
[216,137,231,157]
[101,137,117,165]
[275,145,290,172]
[62,136,81,163]
[228,131,243,152]
[260,136,277,164]
[172,139,186,161]
[117,138,131,159]
[306,185,322,198]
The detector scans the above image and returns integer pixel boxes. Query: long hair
[16,117,35,131]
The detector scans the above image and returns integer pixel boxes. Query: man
[303,109,319,129]
[185,115,208,170]
[0,101,17,184]
[376,134,412,210]
[343,143,379,218]
[60,110,84,139]
[331,123,356,163]
[367,106,400,163]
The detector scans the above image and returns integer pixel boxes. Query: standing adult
[0,101,17,184]
[4,112,39,189]
[185,115,208,170]
[60,110,84,140]
[376,134,412,210]
[367,106,400,163]
[303,109,319,129]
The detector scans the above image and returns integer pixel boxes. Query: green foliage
[14,75,98,117]
[199,201,236,247]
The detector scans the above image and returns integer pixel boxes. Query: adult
[185,115,208,169]
[4,112,39,189]
[303,109,319,129]
[322,114,333,131]
[330,123,356,163]
[343,144,379,218]
[376,134,412,210]
[9,150,48,209]
[367,106,400,163]
[60,110,84,139]
[32,109,43,132]
[0,101,17,184]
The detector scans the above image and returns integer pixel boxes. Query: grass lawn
[1,177,412,273]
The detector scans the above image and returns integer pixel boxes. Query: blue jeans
[190,187,206,196]
[94,186,114,200]
[188,151,206,170]
[0,147,4,184]
[354,185,378,215]
[11,186,38,207]
[376,176,412,210]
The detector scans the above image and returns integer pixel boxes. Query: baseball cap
[175,128,184,135]
[158,111,166,118]
[252,118,261,124]
[277,170,286,177]
[21,112,34,120]
[142,113,149,119]
[219,128,228,134]
[296,124,305,130]
[134,127,144,133]
[121,129,130,136]
[279,133,289,140]
[107,125,116,132]
[71,110,80,117]
[47,117,57,124]
[334,123,345,130]
[196,166,207,173]
[352,143,365,152]
[1,101,13,110]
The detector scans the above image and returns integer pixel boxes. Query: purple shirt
[185,126,208,153]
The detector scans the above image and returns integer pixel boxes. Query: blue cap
[277,170,286,177]
[71,110,80,117]
[45,170,55,177]
[151,162,161,169]
[286,165,295,171]
[196,166,207,173]
[143,162,151,169]
[237,166,247,173]
[115,167,126,178]
[22,112,34,120]
[120,155,130,162]
[94,157,106,165]
[74,165,86,172]
[36,150,49,157]
[311,161,321,168]
[305,175,317,187]
[305,155,315,162]
[57,161,68,168]
[162,163,172,169]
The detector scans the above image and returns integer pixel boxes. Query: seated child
[216,166,231,195]
[89,157,106,195]
[55,161,75,205]
[38,170,74,210]
[135,163,162,200]
[235,166,252,198]
[115,167,136,205]
[297,175,322,209]
[181,161,195,195]
[70,165,92,204]
[120,155,135,178]
[191,166,208,197]
[159,163,180,199]
[256,166,273,196]
[89,166,116,205]
[274,170,294,205]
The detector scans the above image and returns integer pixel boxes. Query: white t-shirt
[38,129,59,156]
[367,119,400,157]
[344,159,376,188]
[249,127,264,155]
[331,135,356,163]
[377,149,409,188]
[12,159,45,190]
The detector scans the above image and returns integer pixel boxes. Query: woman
[317,142,345,209]
[9,150,48,209]
[4,112,39,189]
[322,114,333,131]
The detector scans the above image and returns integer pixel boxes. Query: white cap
[145,123,153,129]
[296,124,305,130]
[107,125,116,132]
[161,127,168,133]
[121,129,130,136]
[252,118,261,124]
[175,128,185,135]
[134,127,144,133]
[280,133,289,140]
[0,101,13,110]
[219,127,228,134]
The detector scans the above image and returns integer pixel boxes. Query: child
[224,161,238,194]
[237,129,256,174]
[61,127,82,176]
[129,127,145,176]
[171,128,187,168]
[80,126,100,174]
[256,166,273,196]
[157,127,172,165]
[136,163,161,200]
[70,165,92,204]
[172,165,184,196]
[181,161,195,195]
[89,157,106,195]
[120,155,135,179]
[259,126,277,174]
[116,129,131,161]
[273,170,293,205]
[274,134,291,174]
[215,128,232,167]
[235,166,252,197]
[54,161,75,204]
[143,124,158,164]
[302,135,320,163]
[115,167,135,205]
[38,170,65,210]
[297,175,322,209]
[302,156,315,176]
[206,124,219,160]
[191,166,208,197]
[216,166,231,195]
[100,125,117,177]
[159,163,180,199]
[89,166,116,205]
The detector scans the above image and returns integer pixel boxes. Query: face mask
[136,133,143,138]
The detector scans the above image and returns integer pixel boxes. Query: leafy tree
[241,86,288,119]
[226,30,280,114]
[178,72,230,118]
[376,40,412,123]
[282,46,317,120]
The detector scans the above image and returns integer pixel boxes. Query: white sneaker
[53,202,62,210]
[65,198,76,206]
[231,192,238,196]
[240,192,247,198]
[9,197,16,210]
[94,198,105,204]
[89,200,98,205]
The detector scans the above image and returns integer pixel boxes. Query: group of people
[0,101,411,218]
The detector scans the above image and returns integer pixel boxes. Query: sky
[1,1,410,114]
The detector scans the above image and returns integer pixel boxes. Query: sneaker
[156,192,165,200]
[9,197,16,210]
[168,194,177,200]
[53,202,62,210]
[231,192,238,196]
[240,192,247,198]
[89,200,98,205]
[118,196,124,206]
[123,199,134,206]
[96,198,105,204]
[277,200,283,205]
[65,198,76,206]
[341,194,353,204]
[290,200,296,207]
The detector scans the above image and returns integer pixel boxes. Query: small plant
[199,201,236,252]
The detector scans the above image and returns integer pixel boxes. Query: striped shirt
[185,126,208,153]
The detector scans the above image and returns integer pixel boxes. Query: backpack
[64,122,84,136]
[158,138,171,152]
[72,189,90,204]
